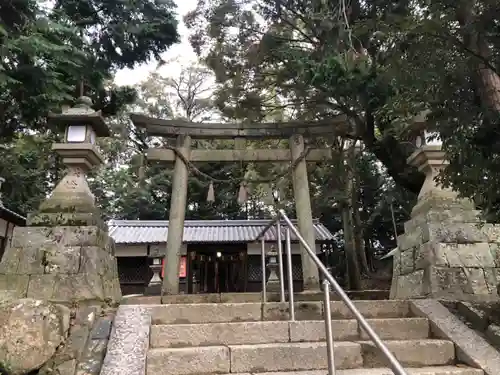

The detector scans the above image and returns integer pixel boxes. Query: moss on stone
[27,212,105,229]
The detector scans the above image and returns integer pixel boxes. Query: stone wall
[0,225,121,305]
[444,300,500,351]
[391,203,500,301]
[40,305,116,375]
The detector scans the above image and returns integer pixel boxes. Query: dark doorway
[187,244,247,293]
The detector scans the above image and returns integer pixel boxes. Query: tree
[410,1,500,219]
[185,0,429,194]
[0,0,179,139]
[307,138,415,289]
[91,64,258,221]
[137,62,216,122]
[0,0,180,215]
[0,134,57,216]
[184,0,500,221]
[0,58,415,290]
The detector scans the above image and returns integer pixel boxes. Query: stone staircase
[145,299,483,375]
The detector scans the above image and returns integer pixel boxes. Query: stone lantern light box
[66,124,96,144]
[31,96,111,225]
[48,96,110,171]
[414,130,442,148]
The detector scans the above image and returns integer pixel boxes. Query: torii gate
[130,114,348,297]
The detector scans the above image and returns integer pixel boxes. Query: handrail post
[276,220,285,302]
[323,279,335,375]
[279,210,408,375]
[261,237,267,303]
[285,226,295,321]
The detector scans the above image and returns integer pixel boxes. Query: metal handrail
[257,209,408,375]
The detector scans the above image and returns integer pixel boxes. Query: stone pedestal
[390,146,500,301]
[0,224,121,305]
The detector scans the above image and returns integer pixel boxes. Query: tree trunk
[353,198,370,274]
[342,142,362,290]
[368,136,424,195]
[457,1,500,113]
[475,40,500,111]
[350,148,370,275]
[342,203,362,290]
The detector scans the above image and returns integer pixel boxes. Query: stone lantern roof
[47,96,110,137]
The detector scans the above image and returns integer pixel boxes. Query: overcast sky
[114,0,198,86]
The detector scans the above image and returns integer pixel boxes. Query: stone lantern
[389,127,498,302]
[407,130,474,216]
[266,245,281,293]
[30,96,110,226]
[0,96,122,307]
[146,245,164,295]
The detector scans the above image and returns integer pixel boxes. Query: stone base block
[391,201,500,302]
[0,225,121,305]
[392,266,500,302]
[410,196,476,220]
[266,279,281,293]
[145,284,161,296]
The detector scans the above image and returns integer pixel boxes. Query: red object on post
[161,256,187,278]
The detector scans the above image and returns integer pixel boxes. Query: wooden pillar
[187,250,192,294]
[161,134,191,298]
[289,134,320,291]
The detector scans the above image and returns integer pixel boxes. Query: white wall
[0,218,18,256]
[246,242,321,255]
[114,242,320,257]
[114,244,147,257]
[7,223,13,239]
[115,243,188,257]
[0,218,7,238]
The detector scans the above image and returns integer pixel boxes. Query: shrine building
[0,202,26,261]
[108,219,335,296]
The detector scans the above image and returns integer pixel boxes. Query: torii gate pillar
[162,134,191,297]
[290,134,321,291]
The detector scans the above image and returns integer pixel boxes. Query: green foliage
[186,0,500,222]
[0,0,179,139]
[0,134,58,216]
[91,65,269,221]
[185,0,429,193]
[53,0,178,69]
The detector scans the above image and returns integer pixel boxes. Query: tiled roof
[0,204,26,226]
[108,219,334,244]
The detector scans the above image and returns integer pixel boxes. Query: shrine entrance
[130,113,345,297]
[187,247,247,294]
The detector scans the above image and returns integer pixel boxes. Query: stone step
[150,318,429,348]
[199,367,483,375]
[122,291,390,305]
[150,300,411,324]
[297,318,430,342]
[147,342,362,375]
[361,340,455,368]
[147,340,454,375]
